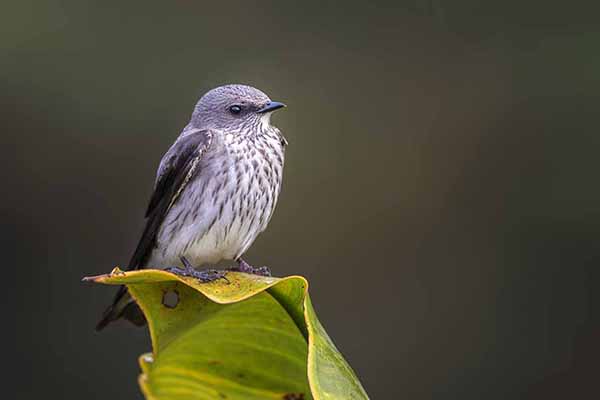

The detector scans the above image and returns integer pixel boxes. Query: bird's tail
[97,197,156,331]
[95,285,146,331]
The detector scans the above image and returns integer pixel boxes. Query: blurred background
[3,1,599,398]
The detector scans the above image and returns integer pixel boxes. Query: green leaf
[85,268,369,400]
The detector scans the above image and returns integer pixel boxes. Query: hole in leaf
[162,290,179,309]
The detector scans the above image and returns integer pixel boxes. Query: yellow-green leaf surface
[86,268,369,400]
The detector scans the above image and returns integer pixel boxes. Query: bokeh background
[4,1,598,398]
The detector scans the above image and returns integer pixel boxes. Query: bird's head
[191,84,285,133]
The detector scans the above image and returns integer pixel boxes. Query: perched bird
[96,84,287,330]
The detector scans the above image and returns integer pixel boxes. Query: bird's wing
[128,128,214,269]
[96,129,214,331]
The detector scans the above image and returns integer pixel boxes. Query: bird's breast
[156,130,285,267]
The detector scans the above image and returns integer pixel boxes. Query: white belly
[147,131,284,269]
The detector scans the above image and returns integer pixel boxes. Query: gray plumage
[97,84,287,330]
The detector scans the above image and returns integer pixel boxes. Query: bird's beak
[257,101,286,114]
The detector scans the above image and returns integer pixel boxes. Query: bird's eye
[229,105,242,114]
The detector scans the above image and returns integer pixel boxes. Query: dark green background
[4,1,598,398]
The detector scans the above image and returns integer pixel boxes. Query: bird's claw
[252,266,271,276]
[164,257,229,283]
[164,266,229,283]
[231,259,272,277]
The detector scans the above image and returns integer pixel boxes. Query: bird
[96,84,287,331]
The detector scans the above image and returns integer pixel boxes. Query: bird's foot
[230,258,271,277]
[164,256,229,283]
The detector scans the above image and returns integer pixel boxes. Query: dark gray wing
[128,128,213,269]
[96,129,213,331]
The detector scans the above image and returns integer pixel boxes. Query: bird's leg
[164,256,229,283]
[230,258,271,277]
